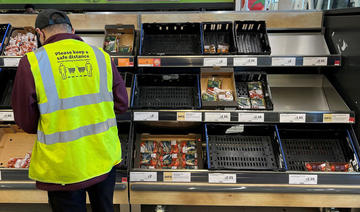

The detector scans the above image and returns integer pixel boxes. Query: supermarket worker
[12,9,128,212]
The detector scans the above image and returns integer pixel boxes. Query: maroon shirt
[11,33,128,191]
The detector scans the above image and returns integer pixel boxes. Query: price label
[130,172,157,182]
[238,113,264,122]
[133,112,159,121]
[177,112,202,122]
[280,114,306,123]
[163,172,191,182]
[303,57,328,66]
[233,58,257,66]
[203,58,228,67]
[4,58,21,67]
[138,58,161,67]
[323,114,350,123]
[289,174,318,185]
[272,57,296,66]
[205,113,231,122]
[208,173,236,184]
[0,112,14,121]
[117,58,132,67]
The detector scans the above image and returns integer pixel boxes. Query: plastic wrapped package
[305,162,353,172]
[6,152,31,168]
[140,141,158,153]
[4,32,37,56]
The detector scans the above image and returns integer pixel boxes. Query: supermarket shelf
[0,56,135,68]
[137,55,341,68]
[132,110,355,124]
[129,170,360,186]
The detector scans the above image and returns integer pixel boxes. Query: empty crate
[278,125,359,171]
[140,23,202,56]
[206,124,284,170]
[0,24,11,55]
[0,69,15,109]
[117,122,132,170]
[131,74,201,109]
[202,22,236,55]
[234,21,271,55]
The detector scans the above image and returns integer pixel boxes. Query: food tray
[278,126,358,171]
[0,70,15,109]
[140,23,202,56]
[234,21,271,55]
[202,22,236,55]
[3,26,37,56]
[103,24,135,56]
[206,124,282,170]
[235,72,273,110]
[134,133,203,170]
[131,74,201,109]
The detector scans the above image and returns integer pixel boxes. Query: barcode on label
[280,114,306,123]
[303,57,328,66]
[238,113,264,122]
[272,57,296,66]
[203,58,228,67]
[209,173,236,184]
[0,112,14,121]
[130,172,157,182]
[233,58,257,66]
[133,112,159,121]
[205,113,231,122]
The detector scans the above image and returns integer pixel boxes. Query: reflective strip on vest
[35,46,112,115]
[37,118,117,145]
[34,46,114,145]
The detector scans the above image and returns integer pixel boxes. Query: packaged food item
[248,82,264,99]
[140,153,158,169]
[305,162,353,172]
[104,35,117,52]
[6,152,31,168]
[159,154,172,166]
[208,78,222,89]
[202,92,217,102]
[181,141,197,154]
[170,140,180,154]
[160,141,171,154]
[140,141,158,153]
[217,44,230,54]
[4,32,37,56]
[237,97,251,109]
[103,33,133,54]
[250,98,266,109]
[182,153,198,166]
[218,90,234,101]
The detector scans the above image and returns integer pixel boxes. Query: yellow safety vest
[26,39,121,185]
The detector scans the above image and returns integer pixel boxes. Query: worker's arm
[111,61,128,114]
[11,56,39,134]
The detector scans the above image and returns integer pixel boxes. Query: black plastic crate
[117,122,132,170]
[278,125,359,171]
[0,24,11,55]
[202,22,236,55]
[131,74,201,109]
[206,124,283,170]
[235,72,273,110]
[140,23,202,56]
[234,21,271,55]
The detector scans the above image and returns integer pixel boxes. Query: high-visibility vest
[26,39,121,185]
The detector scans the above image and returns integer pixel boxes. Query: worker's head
[35,9,74,45]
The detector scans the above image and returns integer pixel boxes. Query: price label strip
[323,114,350,123]
[303,57,328,66]
[238,113,264,122]
[4,58,21,67]
[233,58,257,66]
[203,58,228,67]
[205,113,231,122]
[177,112,202,122]
[0,111,14,121]
[280,114,306,123]
[208,173,236,184]
[130,172,157,182]
[133,112,159,121]
[272,57,296,66]
[289,174,318,185]
[163,172,191,182]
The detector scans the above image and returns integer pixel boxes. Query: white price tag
[289,174,318,185]
[323,114,350,123]
[272,57,296,66]
[133,112,159,121]
[209,173,236,184]
[130,172,157,182]
[303,57,328,66]
[0,112,14,121]
[205,113,231,122]
[203,58,228,67]
[280,114,306,123]
[177,112,202,122]
[238,113,264,122]
[164,172,191,182]
[233,58,257,66]
[4,58,20,67]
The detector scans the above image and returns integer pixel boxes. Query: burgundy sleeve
[11,56,39,134]
[111,61,128,114]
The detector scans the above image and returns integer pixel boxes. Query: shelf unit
[0,10,359,211]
